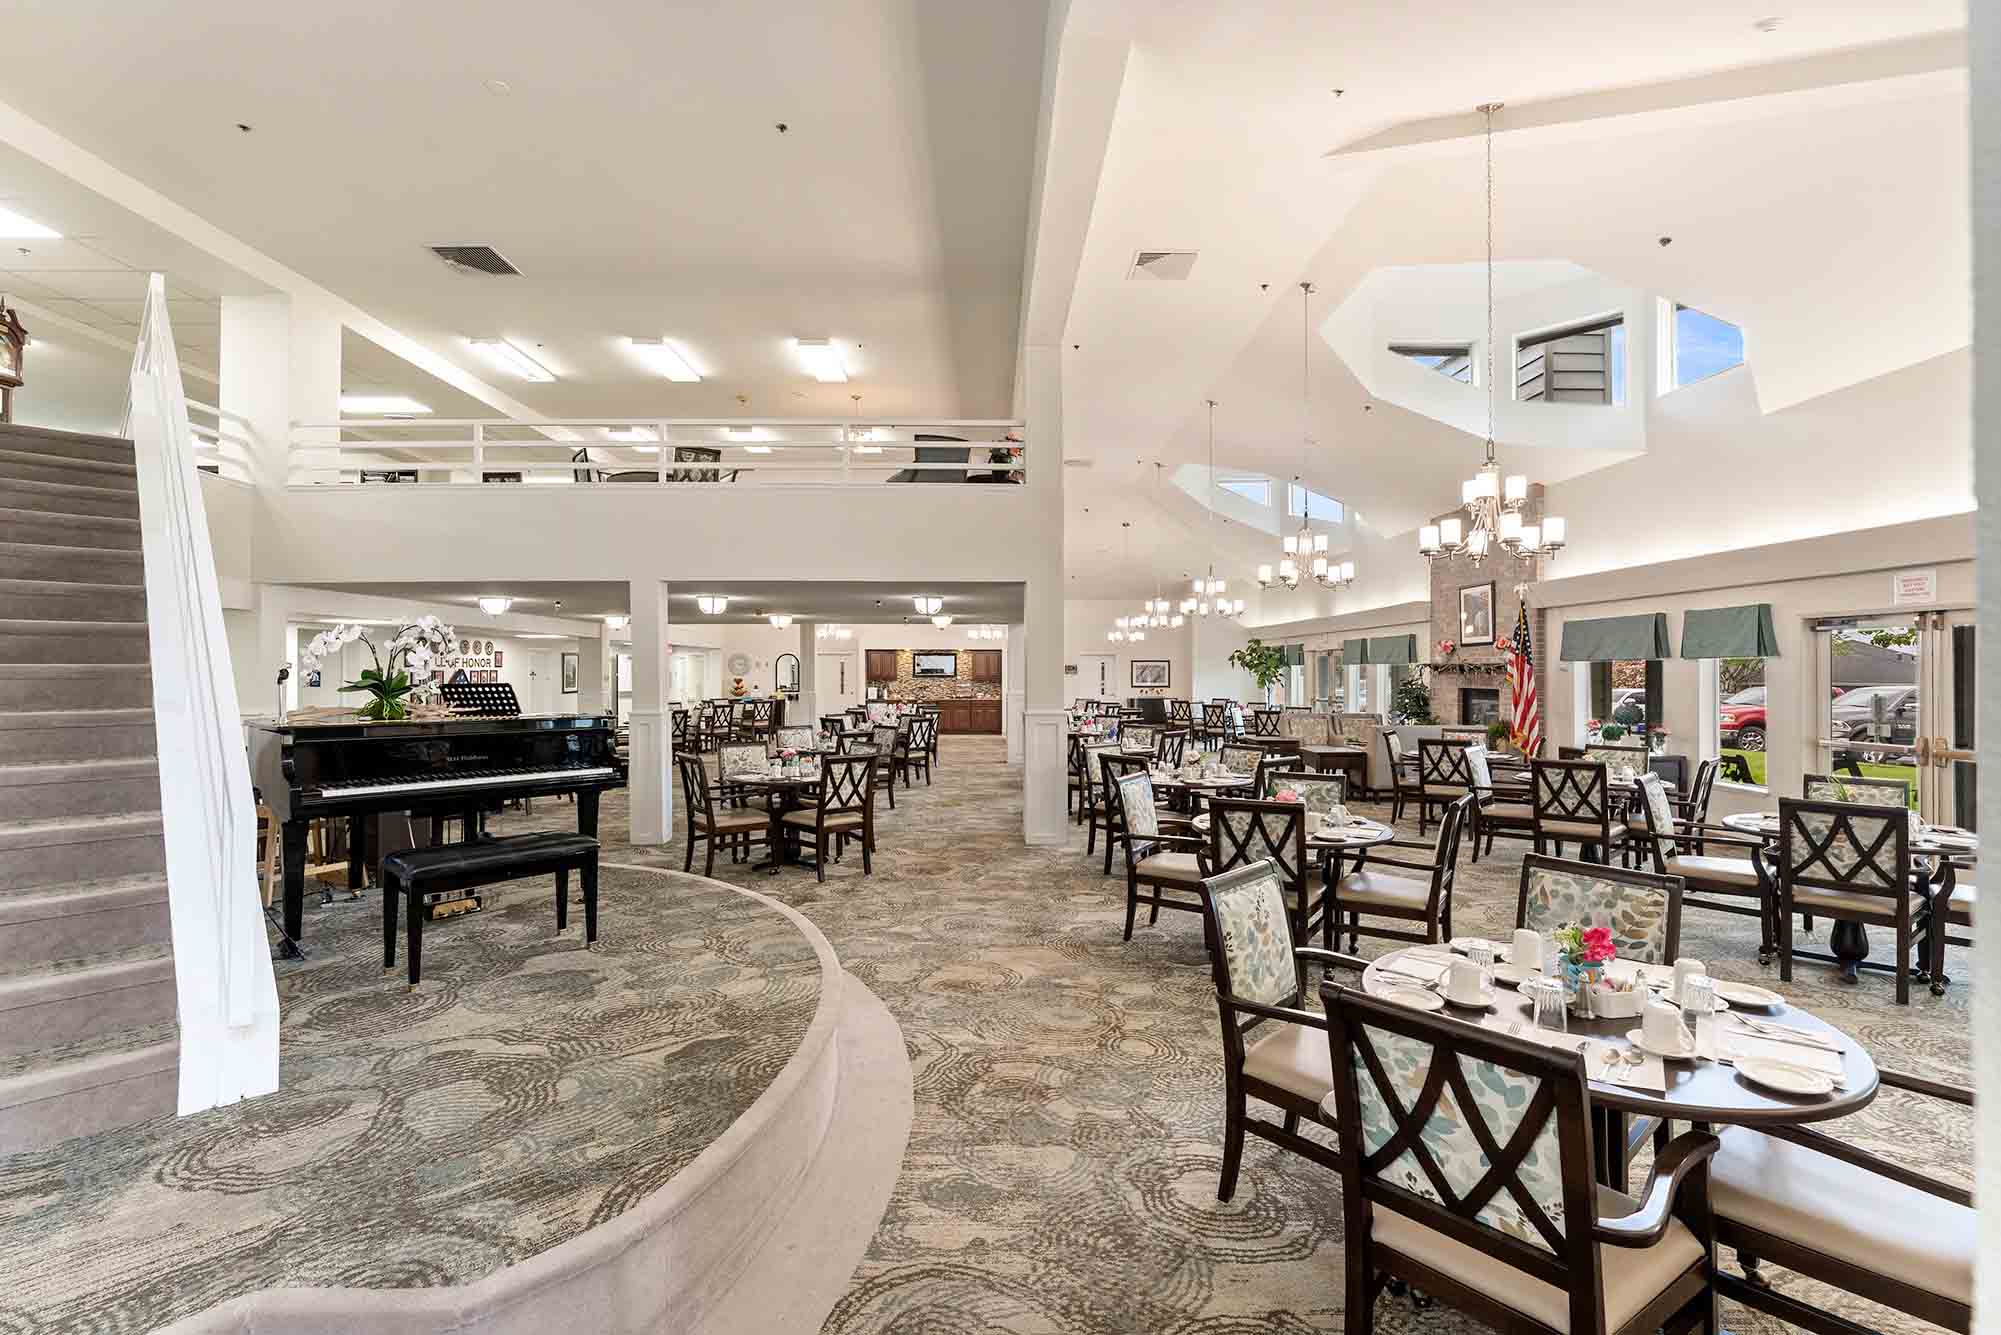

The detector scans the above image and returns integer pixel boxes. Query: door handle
[1914,734,1931,767]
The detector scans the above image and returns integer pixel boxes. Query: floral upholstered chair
[772,725,816,753]
[1804,773,1913,808]
[1776,796,1917,1002]
[1122,723,1160,757]
[1321,983,1719,1335]
[1515,854,1683,965]
[1113,768,1207,939]
[1583,742,1649,779]
[1195,861,1365,1202]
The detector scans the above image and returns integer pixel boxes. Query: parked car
[1719,686,1767,751]
[1831,684,1919,762]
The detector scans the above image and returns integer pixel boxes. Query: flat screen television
[913,651,958,678]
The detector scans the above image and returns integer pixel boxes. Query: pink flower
[1274,789,1302,803]
[1580,925,1617,964]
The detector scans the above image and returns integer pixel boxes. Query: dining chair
[1331,794,1471,951]
[1320,984,1719,1335]
[1077,742,1123,856]
[772,724,816,753]
[695,704,724,753]
[1583,742,1650,779]
[741,697,778,742]
[918,703,942,770]
[670,709,690,754]
[1167,698,1194,729]
[902,716,936,786]
[1711,1069,1973,1334]
[1259,769,1346,817]
[1416,738,1477,838]
[1629,772,1772,960]
[819,714,847,738]
[716,742,769,811]
[1516,853,1684,966]
[868,724,903,809]
[781,753,876,882]
[1195,860,1365,1201]
[1381,729,1420,823]
[1111,767,1208,938]
[1468,745,1537,862]
[1248,707,1283,738]
[1804,773,1913,808]
[1156,728,1190,768]
[1097,750,1158,874]
[1218,742,1264,782]
[1122,723,1160,757]
[1916,858,1973,996]
[1775,796,1916,1002]
[1205,796,1318,945]
[1532,758,1629,863]
[1252,736,1303,766]
[676,753,766,877]
[1198,702,1234,746]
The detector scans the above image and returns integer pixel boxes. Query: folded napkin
[1377,954,1451,984]
[1720,1031,1844,1080]
[1508,1032,1668,1093]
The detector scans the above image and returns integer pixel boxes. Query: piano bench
[380,832,601,988]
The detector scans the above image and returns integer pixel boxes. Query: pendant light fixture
[1106,522,1147,643]
[847,392,882,454]
[912,595,943,616]
[1182,399,1246,619]
[1259,282,1357,593]
[1418,102,1567,566]
[695,594,730,616]
[1142,463,1186,629]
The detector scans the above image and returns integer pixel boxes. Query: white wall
[1062,599,1192,698]
[290,624,581,713]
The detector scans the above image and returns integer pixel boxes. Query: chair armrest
[1350,854,1443,876]
[1220,993,1328,1029]
[1592,1131,1719,1247]
[1381,838,1441,853]
[1879,1068,1974,1106]
[1295,946,1369,974]
[1758,1123,1973,1208]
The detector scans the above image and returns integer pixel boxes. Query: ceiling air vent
[430,245,522,276]
[1127,249,1197,281]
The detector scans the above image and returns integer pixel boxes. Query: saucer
[1382,986,1444,1012]
[1442,990,1498,1012]
[1710,980,1783,1010]
[1734,1057,1834,1097]
[1625,1029,1699,1061]
[1493,962,1540,988]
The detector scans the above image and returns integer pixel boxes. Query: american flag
[1506,597,1542,757]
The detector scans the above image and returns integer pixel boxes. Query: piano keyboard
[313,765,619,800]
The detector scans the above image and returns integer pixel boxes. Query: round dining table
[1346,944,1880,1187]
[725,770,824,873]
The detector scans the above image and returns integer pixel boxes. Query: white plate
[1382,985,1444,1012]
[1710,980,1784,1009]
[1657,991,1731,1014]
[1493,962,1540,988]
[1735,1057,1835,1097]
[1441,990,1499,1012]
[1450,936,1507,957]
[1624,1028,1699,1061]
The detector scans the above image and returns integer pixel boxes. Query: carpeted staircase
[0,422,177,1153]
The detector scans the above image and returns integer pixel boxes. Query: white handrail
[126,274,279,1115]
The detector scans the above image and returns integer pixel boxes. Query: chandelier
[966,623,1005,640]
[1418,103,1568,566]
[1181,399,1246,618]
[846,393,882,454]
[1259,282,1357,594]
[815,623,853,641]
[1138,465,1186,629]
[1107,521,1148,643]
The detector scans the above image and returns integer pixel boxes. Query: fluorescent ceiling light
[339,394,431,415]
[0,207,60,240]
[517,632,570,640]
[467,338,556,382]
[793,338,848,383]
[476,596,513,616]
[603,615,630,630]
[624,337,701,382]
[604,425,661,453]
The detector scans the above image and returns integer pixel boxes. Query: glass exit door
[1814,611,1974,826]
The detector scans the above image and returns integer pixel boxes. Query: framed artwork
[1459,582,1497,646]
[1130,659,1171,688]
[560,652,579,693]
[305,669,322,689]
[492,650,503,669]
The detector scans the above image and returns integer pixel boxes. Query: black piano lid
[258,713,613,738]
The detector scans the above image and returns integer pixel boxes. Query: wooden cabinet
[865,649,899,684]
[968,649,1002,684]
[934,699,1003,734]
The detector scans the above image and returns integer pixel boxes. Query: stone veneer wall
[885,650,1002,702]
[1425,485,1550,744]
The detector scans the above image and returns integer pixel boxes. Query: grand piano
[251,713,623,953]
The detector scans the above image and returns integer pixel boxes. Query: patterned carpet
[506,737,1974,1335]
[0,869,820,1334]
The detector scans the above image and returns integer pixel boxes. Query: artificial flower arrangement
[300,616,457,721]
[1435,638,1457,658]
[1552,922,1626,1016]
[1272,787,1302,803]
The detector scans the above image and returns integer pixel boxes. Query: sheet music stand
[439,681,522,716]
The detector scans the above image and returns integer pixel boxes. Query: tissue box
[1590,986,1646,1019]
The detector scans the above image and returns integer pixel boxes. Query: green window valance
[1368,633,1417,665]
[1281,642,1305,667]
[1680,603,1779,659]
[1340,637,1369,666]
[1559,613,1674,663]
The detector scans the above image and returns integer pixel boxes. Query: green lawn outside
[1720,747,1917,807]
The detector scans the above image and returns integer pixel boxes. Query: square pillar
[254,584,296,719]
[796,623,820,725]
[221,294,340,489]
[1021,342,1068,845]
[628,579,674,845]
[1004,622,1026,765]
[578,623,613,715]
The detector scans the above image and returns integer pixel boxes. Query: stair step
[0,813,164,888]
[0,476,141,520]
[0,620,151,665]
[0,507,143,552]
[0,448,137,491]
[0,578,147,622]
[0,945,175,1058]
[0,664,153,712]
[0,540,144,585]
[0,423,138,468]
[0,872,171,964]
[0,1023,177,1155]
[0,757,159,820]
[0,706,156,761]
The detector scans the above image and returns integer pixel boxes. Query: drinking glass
[1523,977,1566,1033]
[1680,975,1717,1055]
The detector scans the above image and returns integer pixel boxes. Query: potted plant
[1389,671,1436,724]
[1647,725,1671,754]
[1227,638,1288,703]
[1485,720,1510,752]
[300,616,457,721]
[1599,721,1627,742]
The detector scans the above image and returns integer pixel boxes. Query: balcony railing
[286,418,1027,487]
[186,398,255,482]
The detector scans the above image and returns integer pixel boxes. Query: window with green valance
[1680,603,1779,659]
[1340,638,1369,665]
[1558,613,1674,662]
[1367,633,1416,665]
[1281,642,1306,667]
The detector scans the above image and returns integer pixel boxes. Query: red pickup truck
[1718,687,1767,751]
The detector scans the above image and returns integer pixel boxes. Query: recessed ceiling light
[0,207,61,240]
[624,337,701,382]
[485,78,514,95]
[467,337,556,382]
[768,613,793,628]
[1753,15,1784,30]
[603,615,630,630]
[339,394,431,415]
[793,338,848,383]
[477,596,513,616]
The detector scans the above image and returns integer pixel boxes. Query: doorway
[526,651,556,714]
[817,652,859,715]
[1073,653,1116,704]
[1813,611,1975,826]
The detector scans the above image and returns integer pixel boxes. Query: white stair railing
[126,274,280,1114]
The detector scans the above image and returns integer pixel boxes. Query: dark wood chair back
[1168,699,1194,725]
[675,752,715,825]
[1249,707,1282,737]
[1777,798,1910,902]
[1206,796,1308,899]
[1202,702,1232,734]
[815,752,877,824]
[1532,758,1612,831]
[671,709,689,748]
[748,698,778,726]
[1418,737,1477,794]
[1122,723,1160,756]
[1516,853,1684,965]
[820,714,846,736]
[1157,729,1189,767]
[907,715,937,754]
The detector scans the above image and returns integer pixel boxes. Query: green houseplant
[301,616,458,721]
[1227,638,1288,700]
[1390,671,1436,724]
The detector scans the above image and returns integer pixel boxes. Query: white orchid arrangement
[300,616,458,720]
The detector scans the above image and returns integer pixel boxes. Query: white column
[1004,622,1027,766]
[221,294,340,489]
[253,584,297,718]
[796,623,820,726]
[628,579,674,844]
[578,624,613,715]
[1021,342,1068,844]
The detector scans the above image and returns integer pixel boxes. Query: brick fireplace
[1425,486,1551,740]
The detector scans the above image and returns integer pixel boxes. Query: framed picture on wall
[561,652,579,693]
[1130,659,1171,688]
[1459,581,1497,646]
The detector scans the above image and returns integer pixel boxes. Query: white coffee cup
[1671,958,1707,1006]
[1445,958,1489,1007]
[1511,929,1544,973]
[1641,998,1688,1055]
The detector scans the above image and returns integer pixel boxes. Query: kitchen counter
[886,697,1003,734]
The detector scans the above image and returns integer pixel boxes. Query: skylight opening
[1216,477,1270,506]
[1286,482,1343,524]
[1670,304,1745,388]
[1389,342,1474,384]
